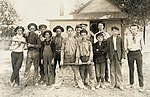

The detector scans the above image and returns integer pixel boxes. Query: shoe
[84,82,88,86]
[82,86,88,90]
[35,83,39,86]
[95,82,101,89]
[109,86,114,89]
[101,83,106,89]
[126,84,134,88]
[139,87,144,92]
[43,84,47,86]
[10,81,15,87]
[14,84,19,87]
[91,87,96,91]
[118,86,124,91]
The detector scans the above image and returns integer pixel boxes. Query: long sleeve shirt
[126,33,144,51]
[24,32,41,51]
[78,40,93,61]
[10,35,26,52]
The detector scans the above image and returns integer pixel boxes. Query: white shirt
[94,31,110,43]
[113,36,117,50]
[10,35,26,52]
[126,33,144,51]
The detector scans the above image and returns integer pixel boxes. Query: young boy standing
[60,26,87,89]
[93,33,107,89]
[41,30,55,86]
[78,29,95,90]
[107,26,125,91]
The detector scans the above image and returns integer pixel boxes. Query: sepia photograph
[0,0,150,97]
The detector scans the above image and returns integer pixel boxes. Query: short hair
[97,21,105,29]
[80,29,88,35]
[96,33,104,39]
[111,26,119,31]
[130,24,139,29]
[66,25,74,31]
[42,30,52,37]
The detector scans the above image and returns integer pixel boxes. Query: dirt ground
[0,50,150,97]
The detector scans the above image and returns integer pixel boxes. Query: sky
[9,0,77,25]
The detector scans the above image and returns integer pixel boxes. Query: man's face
[76,28,82,34]
[112,29,119,35]
[17,28,23,35]
[45,32,51,39]
[56,29,62,35]
[98,23,104,31]
[29,25,36,32]
[67,28,74,36]
[40,27,46,32]
[81,32,87,39]
[130,26,138,35]
[97,35,104,42]
[81,25,87,30]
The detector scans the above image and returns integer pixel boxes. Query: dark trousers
[127,50,144,87]
[39,57,44,80]
[11,52,23,85]
[105,59,109,81]
[53,51,61,76]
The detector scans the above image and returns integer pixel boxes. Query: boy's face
[112,29,119,35]
[56,29,62,35]
[98,23,104,31]
[17,28,23,35]
[29,25,36,32]
[81,25,87,30]
[76,28,82,34]
[130,26,138,35]
[40,27,46,32]
[97,35,104,42]
[67,28,73,36]
[81,32,87,39]
[45,32,51,39]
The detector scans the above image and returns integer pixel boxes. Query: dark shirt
[24,32,41,51]
[93,41,107,63]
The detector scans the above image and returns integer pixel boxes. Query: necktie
[133,36,136,43]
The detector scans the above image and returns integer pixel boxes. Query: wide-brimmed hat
[80,23,88,26]
[27,23,38,31]
[14,26,25,32]
[39,24,47,29]
[42,30,52,37]
[53,25,64,32]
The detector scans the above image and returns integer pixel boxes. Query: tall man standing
[126,24,144,92]
[94,22,110,82]
[23,23,41,87]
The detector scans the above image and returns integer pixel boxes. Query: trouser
[105,59,109,81]
[127,50,144,87]
[95,63,105,82]
[24,50,39,85]
[43,56,54,85]
[39,56,44,81]
[79,56,95,87]
[11,52,23,85]
[53,51,61,77]
[110,51,122,87]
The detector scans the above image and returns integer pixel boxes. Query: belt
[128,50,141,52]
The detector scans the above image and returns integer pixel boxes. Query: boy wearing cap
[23,23,41,87]
[10,26,26,87]
[41,30,55,86]
[93,33,107,89]
[60,25,87,89]
[51,26,64,78]
[107,26,125,91]
[78,29,95,90]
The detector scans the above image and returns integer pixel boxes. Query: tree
[112,0,150,43]
[0,0,20,37]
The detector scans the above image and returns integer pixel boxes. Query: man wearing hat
[23,23,41,87]
[51,25,64,79]
[38,24,47,84]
